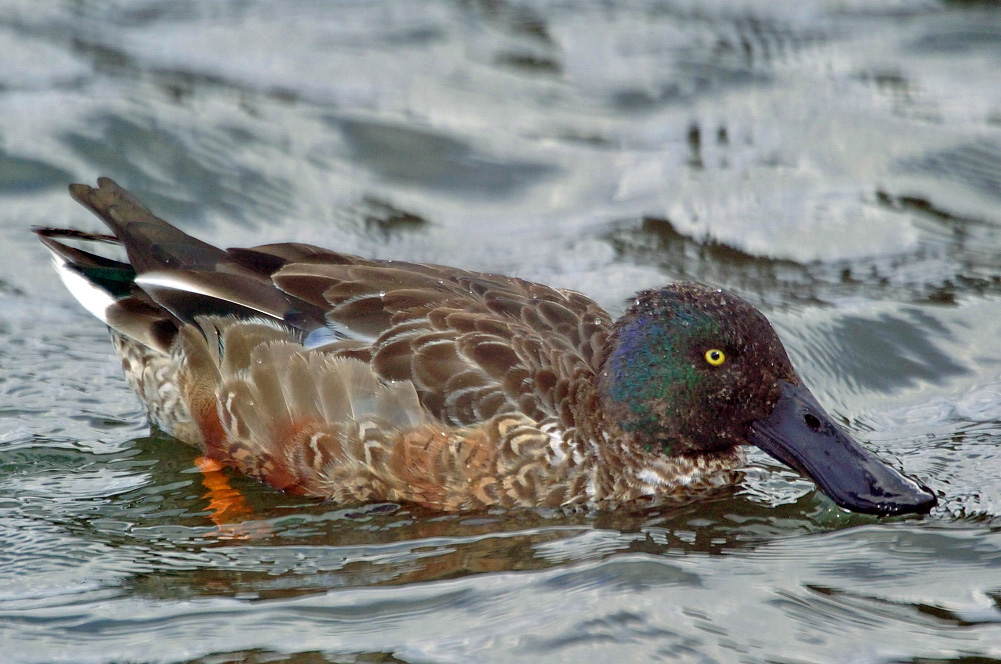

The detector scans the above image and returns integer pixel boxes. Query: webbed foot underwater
[36,178,937,515]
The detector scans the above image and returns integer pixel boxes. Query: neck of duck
[594,310,695,452]
[570,372,743,502]
[570,309,742,501]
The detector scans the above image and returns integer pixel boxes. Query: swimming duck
[36,178,936,515]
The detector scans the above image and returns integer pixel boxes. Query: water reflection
[36,427,921,606]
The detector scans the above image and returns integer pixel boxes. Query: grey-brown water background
[3,1,1001,662]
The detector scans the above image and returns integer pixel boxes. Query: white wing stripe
[135,272,279,318]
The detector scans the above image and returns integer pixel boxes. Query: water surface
[3,1,1001,662]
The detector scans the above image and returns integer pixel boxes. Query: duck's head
[597,283,936,516]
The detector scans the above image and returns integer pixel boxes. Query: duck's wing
[41,178,613,428]
[260,259,613,427]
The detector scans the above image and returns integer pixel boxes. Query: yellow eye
[704,349,725,366]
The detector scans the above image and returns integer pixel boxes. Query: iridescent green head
[596,282,936,516]
[597,283,795,456]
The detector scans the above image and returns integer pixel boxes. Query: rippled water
[3,1,1001,662]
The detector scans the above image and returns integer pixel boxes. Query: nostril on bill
[804,413,822,432]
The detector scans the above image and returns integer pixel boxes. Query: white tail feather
[49,255,114,324]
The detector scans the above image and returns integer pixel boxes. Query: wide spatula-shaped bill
[750,380,936,516]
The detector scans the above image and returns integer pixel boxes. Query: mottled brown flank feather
[115,315,599,510]
[43,178,749,511]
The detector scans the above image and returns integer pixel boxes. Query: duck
[35,178,936,515]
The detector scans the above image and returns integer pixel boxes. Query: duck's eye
[704,349,725,366]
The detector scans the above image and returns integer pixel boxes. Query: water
[2,1,1001,662]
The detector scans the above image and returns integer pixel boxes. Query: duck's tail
[35,223,178,353]
[35,178,324,353]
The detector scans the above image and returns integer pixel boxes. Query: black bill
[749,380,937,516]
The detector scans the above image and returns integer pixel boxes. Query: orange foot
[196,456,272,540]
